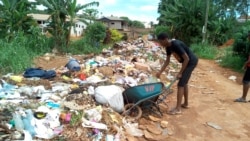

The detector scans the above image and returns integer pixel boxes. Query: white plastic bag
[94,85,124,113]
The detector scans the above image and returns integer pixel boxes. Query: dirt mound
[218,39,234,48]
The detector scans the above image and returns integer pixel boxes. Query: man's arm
[177,53,189,78]
[156,55,170,78]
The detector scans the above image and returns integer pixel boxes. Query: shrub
[69,38,107,55]
[219,46,245,72]
[110,29,123,42]
[154,25,170,37]
[84,22,106,47]
[232,23,250,58]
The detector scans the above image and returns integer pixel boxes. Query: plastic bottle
[13,112,24,131]
[22,109,36,136]
[114,134,120,141]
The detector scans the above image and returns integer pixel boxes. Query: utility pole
[202,0,209,44]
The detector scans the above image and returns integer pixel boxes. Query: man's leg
[235,68,250,102]
[182,84,188,107]
[242,83,250,100]
[176,86,184,111]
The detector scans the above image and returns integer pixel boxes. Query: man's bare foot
[181,104,189,109]
[168,108,182,115]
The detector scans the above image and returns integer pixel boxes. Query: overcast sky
[79,0,160,26]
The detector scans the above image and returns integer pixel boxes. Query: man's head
[157,32,171,47]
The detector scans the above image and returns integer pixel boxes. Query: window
[111,22,115,25]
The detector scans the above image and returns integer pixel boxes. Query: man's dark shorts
[178,60,198,87]
[243,67,250,84]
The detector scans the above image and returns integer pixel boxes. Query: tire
[122,103,142,120]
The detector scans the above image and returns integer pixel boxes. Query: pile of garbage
[0,38,180,141]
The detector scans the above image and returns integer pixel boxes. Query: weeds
[69,38,110,55]
[219,47,245,72]
[0,31,52,75]
[70,111,83,126]
[190,43,218,59]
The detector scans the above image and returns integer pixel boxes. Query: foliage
[131,20,145,28]
[70,111,83,126]
[120,16,132,26]
[219,46,245,72]
[154,25,170,38]
[122,33,128,41]
[120,16,145,28]
[0,0,37,41]
[36,0,99,50]
[84,22,106,47]
[69,38,107,55]
[80,8,99,24]
[110,29,123,42]
[232,23,250,58]
[207,18,236,45]
[190,43,218,59]
[0,30,52,74]
[157,0,206,44]
[103,28,111,44]
[157,0,242,45]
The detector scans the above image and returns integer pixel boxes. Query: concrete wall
[71,21,86,37]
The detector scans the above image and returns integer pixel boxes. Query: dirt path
[164,59,250,141]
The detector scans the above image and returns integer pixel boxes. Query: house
[97,16,128,31]
[71,20,86,37]
[27,13,50,33]
[27,13,86,37]
[237,15,250,23]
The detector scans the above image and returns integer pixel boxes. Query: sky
[30,0,160,27]
[78,0,161,27]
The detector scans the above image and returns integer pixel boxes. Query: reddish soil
[162,59,250,141]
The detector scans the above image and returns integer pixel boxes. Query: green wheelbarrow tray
[122,78,177,119]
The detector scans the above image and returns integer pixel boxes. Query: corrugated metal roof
[27,13,50,21]
[98,16,124,21]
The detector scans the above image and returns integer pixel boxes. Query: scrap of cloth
[23,68,56,79]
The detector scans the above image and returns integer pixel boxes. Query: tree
[80,8,99,24]
[120,16,132,26]
[0,0,37,41]
[158,0,206,44]
[157,0,241,45]
[131,20,145,28]
[84,22,106,47]
[149,21,154,28]
[36,0,99,50]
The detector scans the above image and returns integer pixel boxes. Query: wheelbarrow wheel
[122,103,142,120]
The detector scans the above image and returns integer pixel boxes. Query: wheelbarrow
[122,78,177,119]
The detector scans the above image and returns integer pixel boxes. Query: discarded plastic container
[46,101,60,109]
[65,59,81,71]
[13,112,24,131]
[22,109,36,136]
[34,112,47,119]
[106,135,114,141]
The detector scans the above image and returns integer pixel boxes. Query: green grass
[190,43,218,59]
[70,111,83,126]
[69,38,110,55]
[0,32,52,75]
[219,46,245,72]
